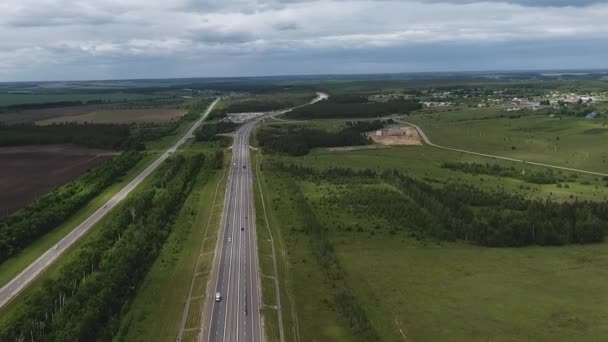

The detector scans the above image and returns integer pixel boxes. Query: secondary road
[202,92,327,342]
[398,119,608,178]
[0,98,220,310]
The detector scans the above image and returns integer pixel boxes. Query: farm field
[37,108,187,125]
[404,108,608,173]
[0,144,115,217]
[0,103,124,124]
[0,93,158,107]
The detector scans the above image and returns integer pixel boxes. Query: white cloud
[0,0,607,80]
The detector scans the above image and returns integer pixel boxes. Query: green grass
[114,160,226,342]
[404,108,608,173]
[254,156,358,342]
[0,93,159,107]
[256,160,608,341]
[337,235,608,342]
[0,152,159,288]
[272,145,608,202]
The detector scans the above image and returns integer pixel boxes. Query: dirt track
[0,144,114,217]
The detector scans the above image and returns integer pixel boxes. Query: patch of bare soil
[0,144,116,217]
[367,127,422,146]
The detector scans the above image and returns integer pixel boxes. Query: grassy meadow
[404,108,608,173]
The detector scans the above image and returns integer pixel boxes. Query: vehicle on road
[228,237,232,242]
[215,292,222,302]
[241,227,244,231]
[243,165,246,169]
[234,162,237,166]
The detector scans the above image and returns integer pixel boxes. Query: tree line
[273,163,608,247]
[285,96,421,119]
[0,98,213,151]
[256,120,388,156]
[0,154,206,341]
[280,173,379,341]
[441,161,562,184]
[0,151,143,264]
[194,121,238,141]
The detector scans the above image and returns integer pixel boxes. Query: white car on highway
[215,292,222,302]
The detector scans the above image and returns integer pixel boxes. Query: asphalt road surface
[202,92,327,342]
[0,98,220,310]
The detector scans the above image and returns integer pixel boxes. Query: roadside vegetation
[0,152,143,263]
[115,140,228,342]
[0,154,205,341]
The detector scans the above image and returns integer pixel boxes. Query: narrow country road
[201,92,327,342]
[0,98,221,310]
[398,119,608,178]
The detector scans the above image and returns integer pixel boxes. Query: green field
[404,108,608,173]
[253,101,608,341]
[255,157,608,341]
[0,93,159,107]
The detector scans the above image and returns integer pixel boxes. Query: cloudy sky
[1,0,607,81]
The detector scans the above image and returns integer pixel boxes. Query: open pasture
[37,108,187,125]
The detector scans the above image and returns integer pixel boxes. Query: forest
[0,154,205,341]
[0,151,143,264]
[273,163,608,247]
[0,100,100,113]
[285,95,421,119]
[256,120,388,156]
[194,121,238,141]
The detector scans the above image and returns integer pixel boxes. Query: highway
[202,92,327,342]
[0,98,220,310]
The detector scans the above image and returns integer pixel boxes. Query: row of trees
[441,161,561,184]
[284,175,379,341]
[194,121,238,141]
[0,151,143,263]
[0,154,206,341]
[257,120,389,156]
[0,98,214,151]
[274,163,608,247]
[0,124,136,150]
[285,97,421,119]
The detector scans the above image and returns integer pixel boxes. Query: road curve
[201,93,327,342]
[398,120,608,178]
[0,98,220,310]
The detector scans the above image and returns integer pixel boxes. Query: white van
[215,292,222,302]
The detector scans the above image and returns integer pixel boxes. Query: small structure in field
[368,126,421,146]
